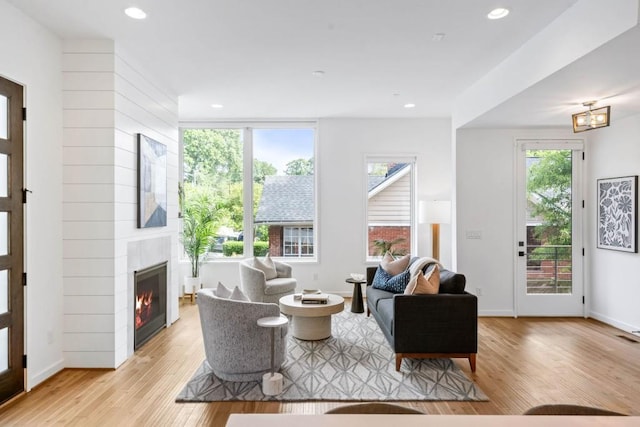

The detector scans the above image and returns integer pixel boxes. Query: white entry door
[515,140,584,316]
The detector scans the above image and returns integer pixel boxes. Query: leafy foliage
[285,158,314,176]
[222,241,269,257]
[527,150,572,246]
[372,238,407,256]
[181,195,216,277]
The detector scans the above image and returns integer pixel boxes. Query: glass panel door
[516,141,584,316]
[0,76,25,403]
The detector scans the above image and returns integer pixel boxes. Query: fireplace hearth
[134,262,167,350]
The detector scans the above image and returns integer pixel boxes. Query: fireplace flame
[135,290,154,329]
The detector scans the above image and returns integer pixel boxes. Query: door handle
[518,251,525,257]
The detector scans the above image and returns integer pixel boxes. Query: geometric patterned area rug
[176,309,487,402]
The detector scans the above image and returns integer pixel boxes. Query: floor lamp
[419,200,451,261]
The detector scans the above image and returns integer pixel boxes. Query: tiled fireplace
[127,236,177,359]
[134,262,167,350]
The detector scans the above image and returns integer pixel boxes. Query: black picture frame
[137,134,167,228]
[597,175,638,252]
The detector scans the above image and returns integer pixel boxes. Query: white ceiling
[11,0,638,126]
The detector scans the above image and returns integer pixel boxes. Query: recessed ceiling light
[125,7,147,20]
[432,33,446,42]
[487,8,509,20]
[404,103,416,109]
[311,70,325,78]
[211,104,224,109]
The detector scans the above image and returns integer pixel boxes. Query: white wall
[63,40,179,368]
[189,118,453,295]
[456,127,577,316]
[587,113,640,333]
[0,0,64,389]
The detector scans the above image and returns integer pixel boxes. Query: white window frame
[364,155,417,262]
[179,121,318,262]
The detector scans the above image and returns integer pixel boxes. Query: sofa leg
[395,354,402,371]
[469,353,477,372]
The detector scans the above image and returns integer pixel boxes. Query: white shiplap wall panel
[62,72,115,91]
[63,221,114,240]
[63,53,115,72]
[64,352,115,369]
[64,333,115,352]
[64,165,114,184]
[64,314,114,333]
[114,184,136,205]
[63,39,178,368]
[63,204,114,222]
[63,91,115,110]
[63,258,115,277]
[65,277,117,295]
[114,203,136,222]
[63,39,115,53]
[114,86,177,130]
[62,184,114,203]
[114,146,136,170]
[64,240,115,259]
[63,109,115,129]
[114,111,176,145]
[114,54,178,116]
[63,146,114,165]
[64,128,115,147]
[113,165,136,185]
[64,296,115,315]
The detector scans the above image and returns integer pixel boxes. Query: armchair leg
[469,353,477,372]
[395,354,402,371]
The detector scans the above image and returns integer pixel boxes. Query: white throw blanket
[408,257,443,279]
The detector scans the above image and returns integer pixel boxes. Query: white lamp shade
[419,200,451,224]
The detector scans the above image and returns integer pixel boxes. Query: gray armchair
[196,288,288,381]
[239,258,297,303]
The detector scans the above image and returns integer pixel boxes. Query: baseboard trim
[589,310,640,335]
[27,358,64,391]
[478,309,515,317]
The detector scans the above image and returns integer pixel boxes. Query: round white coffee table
[279,294,344,340]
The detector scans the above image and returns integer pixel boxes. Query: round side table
[257,315,289,396]
[346,278,366,313]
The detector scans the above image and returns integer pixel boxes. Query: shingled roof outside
[255,175,314,224]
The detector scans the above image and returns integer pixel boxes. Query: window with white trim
[365,157,416,261]
[181,124,316,259]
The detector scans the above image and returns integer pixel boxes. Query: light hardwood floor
[1,299,639,426]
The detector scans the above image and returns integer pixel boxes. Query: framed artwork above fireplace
[137,133,167,228]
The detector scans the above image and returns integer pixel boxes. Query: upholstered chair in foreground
[197,288,288,381]
[523,404,626,416]
[326,403,424,414]
[239,257,297,303]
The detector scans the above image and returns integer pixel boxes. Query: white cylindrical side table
[257,315,288,396]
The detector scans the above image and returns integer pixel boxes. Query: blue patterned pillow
[371,265,411,293]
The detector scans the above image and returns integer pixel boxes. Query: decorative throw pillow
[215,281,232,298]
[405,264,440,295]
[230,286,249,301]
[372,265,412,293]
[381,252,410,276]
[253,254,278,280]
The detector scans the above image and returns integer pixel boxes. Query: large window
[181,125,316,259]
[366,157,415,260]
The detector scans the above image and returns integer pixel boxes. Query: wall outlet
[475,287,483,296]
[466,230,482,240]
[47,330,54,344]
[313,273,318,281]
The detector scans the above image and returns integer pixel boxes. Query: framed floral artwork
[597,175,637,252]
